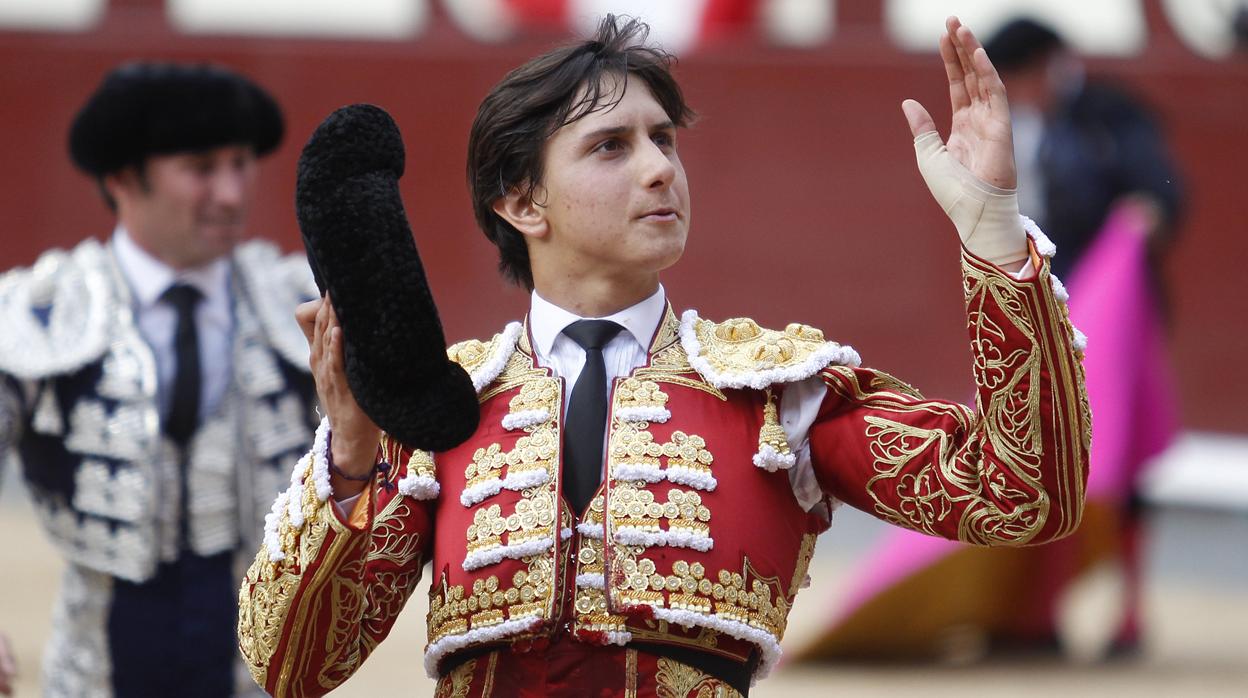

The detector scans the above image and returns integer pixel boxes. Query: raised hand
[903,16,1016,191]
[296,297,380,487]
[902,17,1029,270]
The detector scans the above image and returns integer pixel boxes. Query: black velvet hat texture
[69,62,284,175]
[296,104,479,452]
[984,18,1064,73]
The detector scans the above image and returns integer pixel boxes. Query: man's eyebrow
[579,120,676,144]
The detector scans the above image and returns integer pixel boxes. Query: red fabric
[439,639,739,697]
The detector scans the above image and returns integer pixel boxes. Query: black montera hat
[984,18,1065,73]
[69,62,284,175]
[296,104,479,452]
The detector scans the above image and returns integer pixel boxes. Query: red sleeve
[238,432,435,696]
[809,247,1090,546]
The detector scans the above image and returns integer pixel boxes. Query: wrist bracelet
[326,431,393,486]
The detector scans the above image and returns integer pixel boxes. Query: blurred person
[0,63,320,696]
[798,17,1181,662]
[238,14,1090,697]
[0,633,12,696]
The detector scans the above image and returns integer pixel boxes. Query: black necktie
[162,283,202,448]
[562,319,623,513]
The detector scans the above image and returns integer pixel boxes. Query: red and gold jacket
[238,241,1090,696]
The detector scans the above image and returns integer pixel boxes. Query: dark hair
[984,18,1065,74]
[467,14,696,290]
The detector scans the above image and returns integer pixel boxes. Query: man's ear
[492,187,548,239]
[103,166,143,205]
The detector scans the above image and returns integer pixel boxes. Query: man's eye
[595,139,622,153]
[653,132,675,148]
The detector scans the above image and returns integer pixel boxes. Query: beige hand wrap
[913,131,1029,267]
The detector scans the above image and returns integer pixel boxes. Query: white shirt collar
[111,226,232,325]
[529,284,667,357]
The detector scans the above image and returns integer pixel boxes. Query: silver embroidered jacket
[0,237,320,583]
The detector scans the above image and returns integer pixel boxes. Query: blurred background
[1,0,1245,695]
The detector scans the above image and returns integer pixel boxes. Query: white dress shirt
[528,287,669,419]
[111,227,234,422]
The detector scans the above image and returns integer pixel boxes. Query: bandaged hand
[903,17,1029,268]
[912,130,1027,266]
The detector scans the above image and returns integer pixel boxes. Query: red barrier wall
[1,3,1243,432]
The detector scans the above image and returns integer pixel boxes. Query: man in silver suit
[0,62,319,697]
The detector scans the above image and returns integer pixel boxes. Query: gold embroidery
[238,549,301,686]
[788,533,817,600]
[465,493,557,557]
[272,502,366,695]
[609,421,714,484]
[427,554,556,646]
[434,658,476,698]
[406,448,437,480]
[821,253,1088,546]
[506,379,559,420]
[464,427,557,491]
[868,372,923,399]
[360,497,423,652]
[649,305,682,354]
[633,309,726,400]
[635,345,726,400]
[690,316,830,376]
[655,657,741,698]
[366,496,421,566]
[317,556,368,689]
[462,376,561,570]
[447,339,490,373]
[616,378,670,413]
[625,649,639,698]
[479,350,549,404]
[756,388,791,458]
[610,487,710,536]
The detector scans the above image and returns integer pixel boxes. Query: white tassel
[752,444,796,472]
[613,462,664,483]
[615,405,671,423]
[397,473,440,500]
[576,521,604,539]
[613,526,713,552]
[575,573,605,589]
[663,465,717,492]
[633,605,784,683]
[459,468,550,507]
[423,616,543,678]
[501,409,549,430]
[462,535,554,571]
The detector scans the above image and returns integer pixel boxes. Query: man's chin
[187,231,242,266]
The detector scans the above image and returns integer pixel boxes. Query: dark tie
[162,283,202,448]
[562,319,623,513]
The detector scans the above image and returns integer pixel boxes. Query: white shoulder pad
[0,239,116,379]
[233,240,319,372]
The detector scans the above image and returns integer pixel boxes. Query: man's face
[110,144,258,269]
[533,76,690,283]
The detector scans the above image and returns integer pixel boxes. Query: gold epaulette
[446,322,524,393]
[679,310,861,390]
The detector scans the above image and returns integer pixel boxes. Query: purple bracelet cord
[326,431,395,490]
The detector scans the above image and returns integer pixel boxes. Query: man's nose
[640,142,676,190]
[212,168,248,208]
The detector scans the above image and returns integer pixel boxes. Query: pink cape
[794,207,1178,660]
